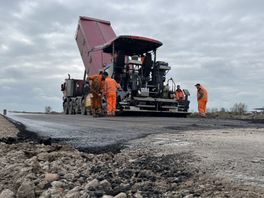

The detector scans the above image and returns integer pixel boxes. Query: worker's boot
[199,112,206,118]
[107,112,112,117]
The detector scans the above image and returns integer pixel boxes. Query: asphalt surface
[7,113,264,152]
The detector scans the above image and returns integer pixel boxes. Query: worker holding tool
[175,85,185,102]
[87,70,104,117]
[103,72,120,116]
[195,83,208,117]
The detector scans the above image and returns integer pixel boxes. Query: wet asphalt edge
[1,115,51,144]
[1,115,124,154]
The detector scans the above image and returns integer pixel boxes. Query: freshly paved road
[7,113,264,151]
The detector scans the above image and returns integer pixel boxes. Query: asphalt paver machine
[61,16,190,116]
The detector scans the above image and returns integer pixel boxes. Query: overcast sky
[0,0,264,113]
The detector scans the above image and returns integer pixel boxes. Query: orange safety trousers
[91,94,101,111]
[198,100,207,115]
[106,92,116,115]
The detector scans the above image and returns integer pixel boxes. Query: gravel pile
[0,142,263,198]
[0,142,189,198]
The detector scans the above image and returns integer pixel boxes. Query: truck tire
[69,101,75,114]
[63,99,69,114]
[75,105,80,114]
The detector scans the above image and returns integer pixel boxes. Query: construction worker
[87,71,104,117]
[195,83,208,117]
[103,72,120,116]
[175,85,185,102]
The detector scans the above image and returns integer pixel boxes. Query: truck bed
[75,16,116,76]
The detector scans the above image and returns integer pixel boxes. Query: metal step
[161,106,178,109]
[133,97,155,102]
[136,104,156,108]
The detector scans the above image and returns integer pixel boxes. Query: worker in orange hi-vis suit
[175,85,185,102]
[87,71,104,117]
[195,83,208,117]
[103,72,120,116]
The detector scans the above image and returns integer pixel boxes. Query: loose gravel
[0,115,264,197]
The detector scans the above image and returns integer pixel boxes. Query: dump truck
[61,16,190,116]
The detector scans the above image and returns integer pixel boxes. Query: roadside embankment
[0,114,19,139]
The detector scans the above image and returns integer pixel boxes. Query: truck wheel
[74,100,81,114]
[69,101,75,114]
[63,101,69,114]
[75,104,80,114]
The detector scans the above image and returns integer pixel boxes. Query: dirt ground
[0,115,19,139]
[0,114,264,197]
[127,127,264,197]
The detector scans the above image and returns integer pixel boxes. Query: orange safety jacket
[104,77,120,95]
[88,74,103,93]
[197,86,208,101]
[175,89,185,101]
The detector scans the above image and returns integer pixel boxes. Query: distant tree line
[207,102,248,115]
